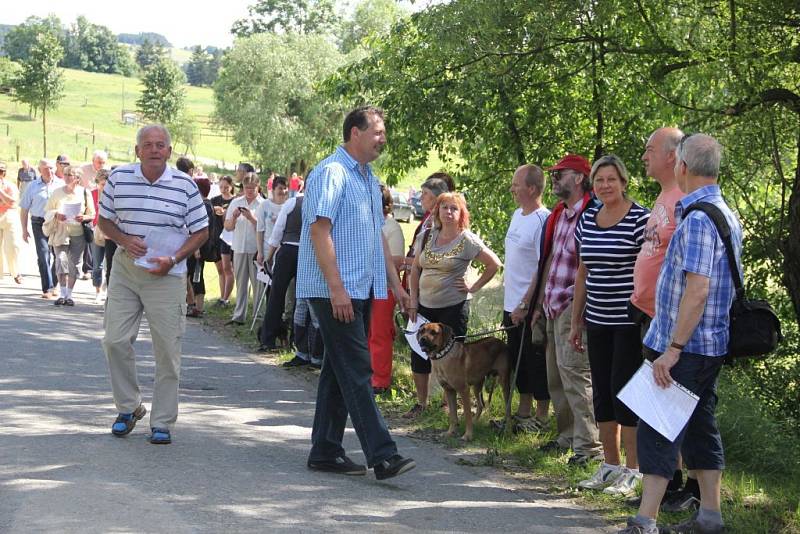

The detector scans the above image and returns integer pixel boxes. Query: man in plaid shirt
[621,134,741,534]
[531,154,603,465]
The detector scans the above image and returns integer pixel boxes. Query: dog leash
[396,312,519,338]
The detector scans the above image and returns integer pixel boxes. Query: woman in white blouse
[224,172,263,325]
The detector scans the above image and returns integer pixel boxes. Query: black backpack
[683,202,782,360]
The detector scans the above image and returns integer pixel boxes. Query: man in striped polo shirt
[98,124,209,445]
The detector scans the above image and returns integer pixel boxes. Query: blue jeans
[31,219,56,293]
[91,242,106,288]
[308,298,397,467]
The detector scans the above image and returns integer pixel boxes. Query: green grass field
[0,68,243,170]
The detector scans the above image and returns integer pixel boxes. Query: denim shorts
[638,348,726,479]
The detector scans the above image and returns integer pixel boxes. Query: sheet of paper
[255,262,271,285]
[617,360,700,442]
[134,229,188,277]
[404,314,430,359]
[60,202,82,218]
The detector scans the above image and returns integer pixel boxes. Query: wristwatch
[169,255,178,267]
[669,341,685,351]
[518,301,528,311]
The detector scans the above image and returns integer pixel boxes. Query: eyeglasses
[550,170,575,181]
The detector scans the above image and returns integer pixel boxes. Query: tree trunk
[781,124,800,329]
[42,108,47,158]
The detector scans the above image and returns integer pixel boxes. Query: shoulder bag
[683,201,782,360]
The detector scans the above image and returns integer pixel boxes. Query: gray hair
[590,154,630,187]
[136,124,172,147]
[93,149,108,161]
[40,159,55,168]
[657,127,684,155]
[678,134,722,178]
[420,177,449,198]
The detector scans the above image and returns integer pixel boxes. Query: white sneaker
[578,462,623,490]
[603,467,642,497]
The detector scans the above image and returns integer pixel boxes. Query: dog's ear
[440,323,453,341]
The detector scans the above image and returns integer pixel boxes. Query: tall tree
[340,0,407,53]
[231,0,340,37]
[136,57,186,125]
[2,16,63,63]
[11,31,65,156]
[134,39,167,71]
[63,16,123,74]
[214,32,344,171]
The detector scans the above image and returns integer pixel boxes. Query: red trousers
[368,293,396,388]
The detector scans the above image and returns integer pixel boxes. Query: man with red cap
[530,154,603,465]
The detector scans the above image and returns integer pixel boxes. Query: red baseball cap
[546,154,592,176]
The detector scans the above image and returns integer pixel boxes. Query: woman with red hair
[406,193,502,417]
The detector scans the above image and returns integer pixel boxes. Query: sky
[2,1,440,49]
[2,0,265,49]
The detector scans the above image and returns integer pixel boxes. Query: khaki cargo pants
[545,302,602,456]
[102,249,187,430]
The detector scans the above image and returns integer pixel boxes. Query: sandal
[149,427,171,445]
[111,404,147,436]
[187,308,204,318]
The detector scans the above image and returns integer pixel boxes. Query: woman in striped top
[570,155,650,497]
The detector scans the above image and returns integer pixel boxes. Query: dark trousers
[82,240,93,274]
[259,244,298,346]
[638,349,725,479]
[502,311,550,400]
[308,298,397,467]
[105,240,117,286]
[31,219,56,293]
[586,323,643,426]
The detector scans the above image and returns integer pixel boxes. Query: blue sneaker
[149,427,171,445]
[111,404,146,437]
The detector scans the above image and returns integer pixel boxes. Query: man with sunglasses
[529,154,603,466]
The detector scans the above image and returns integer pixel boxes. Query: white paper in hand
[60,202,82,219]
[405,314,430,359]
[617,360,699,442]
[134,229,188,277]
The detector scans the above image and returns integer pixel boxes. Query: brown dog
[417,322,511,441]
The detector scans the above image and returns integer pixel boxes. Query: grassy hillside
[0,68,242,169]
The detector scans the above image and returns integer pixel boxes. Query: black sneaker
[282,355,309,367]
[307,455,366,476]
[661,488,701,513]
[373,454,416,480]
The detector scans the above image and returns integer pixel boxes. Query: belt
[31,216,45,223]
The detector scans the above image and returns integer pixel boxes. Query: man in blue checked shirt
[621,134,742,534]
[297,106,416,481]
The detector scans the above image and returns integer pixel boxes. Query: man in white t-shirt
[502,164,551,431]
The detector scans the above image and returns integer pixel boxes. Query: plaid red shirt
[543,198,587,319]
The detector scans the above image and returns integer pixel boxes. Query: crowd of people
[2,108,741,532]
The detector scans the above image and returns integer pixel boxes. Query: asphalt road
[0,240,611,533]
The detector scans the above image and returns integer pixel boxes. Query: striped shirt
[644,185,742,357]
[296,146,387,300]
[575,202,649,325]
[99,163,208,274]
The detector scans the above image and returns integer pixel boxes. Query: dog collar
[428,336,456,361]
